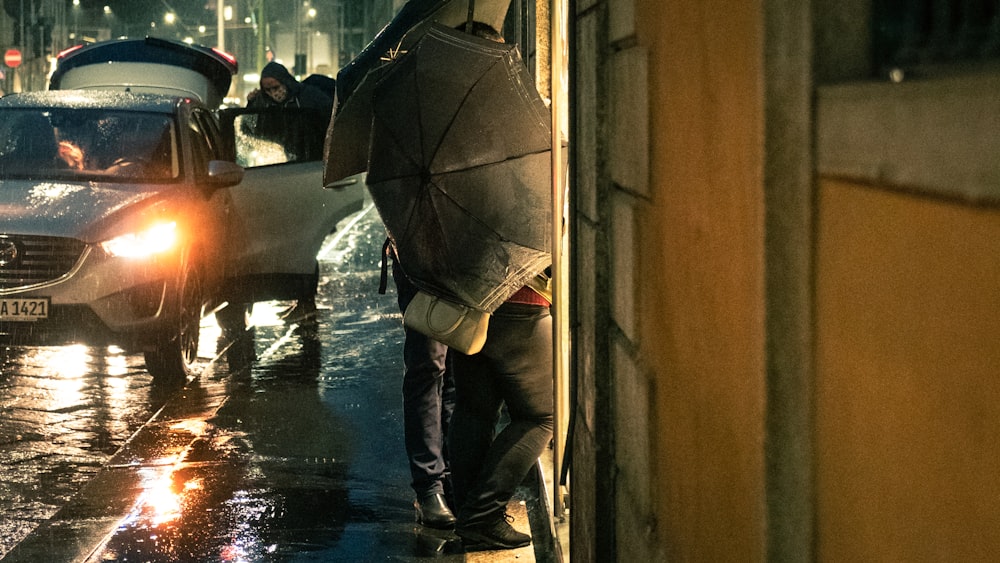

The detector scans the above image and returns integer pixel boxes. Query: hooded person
[244,62,335,148]
[248,61,334,112]
[243,62,336,325]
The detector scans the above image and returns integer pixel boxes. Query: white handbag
[403,290,490,355]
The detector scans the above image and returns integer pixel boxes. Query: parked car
[0,38,363,382]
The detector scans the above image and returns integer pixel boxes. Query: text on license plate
[0,298,50,321]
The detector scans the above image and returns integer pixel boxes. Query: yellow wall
[816,178,1000,561]
[636,1,768,559]
[592,1,998,560]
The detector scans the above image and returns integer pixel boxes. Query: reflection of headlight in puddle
[101,221,178,258]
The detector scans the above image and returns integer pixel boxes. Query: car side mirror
[206,160,244,187]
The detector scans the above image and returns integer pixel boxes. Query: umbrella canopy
[323,0,512,186]
[337,0,510,103]
[323,59,395,185]
[366,23,553,312]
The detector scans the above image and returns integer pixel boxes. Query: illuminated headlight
[101,221,179,258]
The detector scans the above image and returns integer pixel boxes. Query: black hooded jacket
[252,61,334,112]
[245,62,334,152]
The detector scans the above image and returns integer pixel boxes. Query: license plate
[0,298,50,321]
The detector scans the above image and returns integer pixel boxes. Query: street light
[71,0,80,40]
[216,0,225,53]
[294,2,315,76]
[103,5,116,38]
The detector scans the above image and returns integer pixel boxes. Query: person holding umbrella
[326,1,518,536]
[449,269,553,551]
[350,5,557,550]
[394,20,554,551]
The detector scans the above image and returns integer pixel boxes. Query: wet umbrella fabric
[366,23,552,313]
[323,60,395,185]
[337,0,510,104]
[323,0,512,186]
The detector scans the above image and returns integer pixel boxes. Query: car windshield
[0,108,178,183]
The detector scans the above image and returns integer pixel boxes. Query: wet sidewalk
[0,205,560,562]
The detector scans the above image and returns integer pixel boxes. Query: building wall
[634,0,769,560]
[816,178,1000,561]
[569,0,1000,560]
[571,0,769,560]
[813,3,1000,559]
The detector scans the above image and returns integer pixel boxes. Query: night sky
[70,0,338,31]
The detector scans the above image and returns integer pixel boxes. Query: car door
[216,107,365,301]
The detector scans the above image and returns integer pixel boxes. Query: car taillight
[56,44,85,60]
[211,47,237,68]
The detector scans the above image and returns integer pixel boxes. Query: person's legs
[281,261,319,324]
[449,350,503,512]
[393,258,456,528]
[401,327,451,496]
[454,304,553,526]
[440,356,456,496]
[451,304,553,549]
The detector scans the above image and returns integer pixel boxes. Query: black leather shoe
[456,512,531,550]
[415,493,456,529]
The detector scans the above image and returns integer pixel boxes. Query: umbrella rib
[427,159,551,249]
[426,178,497,236]
[427,54,505,170]
[434,146,552,176]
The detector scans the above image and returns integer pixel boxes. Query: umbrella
[365,23,553,313]
[323,58,396,186]
[323,0,512,186]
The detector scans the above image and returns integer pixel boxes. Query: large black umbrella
[365,23,553,313]
[323,0,512,186]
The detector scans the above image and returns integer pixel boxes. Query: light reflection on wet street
[0,343,161,557]
[0,204,541,562]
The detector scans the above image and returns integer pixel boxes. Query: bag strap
[465,0,476,33]
[378,237,392,295]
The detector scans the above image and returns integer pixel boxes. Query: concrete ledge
[529,449,568,563]
[818,69,1000,205]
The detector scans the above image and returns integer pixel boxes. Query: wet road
[0,203,549,562]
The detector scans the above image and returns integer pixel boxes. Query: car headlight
[101,221,179,259]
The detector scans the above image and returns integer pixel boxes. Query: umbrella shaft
[466,0,476,33]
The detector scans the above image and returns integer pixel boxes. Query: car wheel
[145,261,204,383]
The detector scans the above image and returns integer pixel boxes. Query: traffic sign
[4,49,21,68]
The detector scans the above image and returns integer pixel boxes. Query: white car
[0,38,362,382]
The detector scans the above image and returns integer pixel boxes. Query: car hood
[0,180,158,240]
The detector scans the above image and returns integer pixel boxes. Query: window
[0,108,177,182]
[188,117,214,180]
[875,0,1000,73]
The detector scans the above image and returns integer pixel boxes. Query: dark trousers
[393,258,455,498]
[449,302,554,526]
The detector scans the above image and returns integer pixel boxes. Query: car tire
[145,260,204,383]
